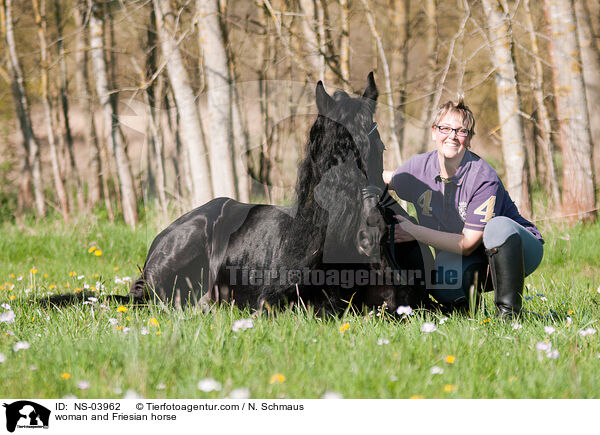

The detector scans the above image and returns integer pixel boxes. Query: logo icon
[3,401,50,433]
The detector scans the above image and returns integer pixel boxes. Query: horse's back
[135,197,293,307]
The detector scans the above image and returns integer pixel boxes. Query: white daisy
[579,328,597,337]
[321,391,343,399]
[430,366,444,375]
[231,318,254,332]
[0,311,15,324]
[228,388,251,399]
[421,322,437,333]
[396,306,413,316]
[13,341,30,352]
[197,378,222,392]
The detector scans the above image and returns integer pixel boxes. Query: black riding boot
[485,233,524,318]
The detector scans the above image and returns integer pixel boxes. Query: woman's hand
[392,215,416,243]
[383,170,394,184]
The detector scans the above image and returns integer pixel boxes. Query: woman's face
[431,111,471,161]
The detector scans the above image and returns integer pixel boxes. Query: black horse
[130,73,428,312]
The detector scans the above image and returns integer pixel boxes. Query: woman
[383,99,543,317]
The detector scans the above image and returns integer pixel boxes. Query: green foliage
[0,215,599,398]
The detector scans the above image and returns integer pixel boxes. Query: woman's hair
[432,97,475,137]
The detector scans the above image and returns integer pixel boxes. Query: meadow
[1,212,599,399]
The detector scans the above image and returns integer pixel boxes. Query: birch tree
[54,0,80,206]
[361,0,402,166]
[339,0,350,89]
[153,0,213,207]
[418,0,438,152]
[74,3,107,213]
[523,0,559,206]
[1,0,45,217]
[197,0,237,199]
[88,0,138,227]
[481,0,530,216]
[545,0,596,222]
[32,0,68,220]
[574,0,600,143]
[391,0,410,155]
[298,0,324,81]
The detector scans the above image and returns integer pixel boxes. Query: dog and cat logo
[2,401,50,432]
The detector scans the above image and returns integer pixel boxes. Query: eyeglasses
[435,125,470,137]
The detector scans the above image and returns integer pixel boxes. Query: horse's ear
[316,81,335,116]
[362,72,378,102]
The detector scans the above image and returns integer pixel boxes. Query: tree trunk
[361,0,402,167]
[481,0,530,216]
[2,0,45,217]
[391,0,410,157]
[145,6,168,215]
[524,0,560,206]
[298,0,324,81]
[575,0,600,145]
[74,3,107,214]
[54,0,81,207]
[33,0,68,220]
[545,0,596,223]
[339,0,350,90]
[197,0,237,199]
[418,0,438,153]
[153,0,213,207]
[88,0,138,227]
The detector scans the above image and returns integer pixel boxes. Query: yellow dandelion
[9,273,15,279]
[339,322,350,333]
[148,318,159,327]
[69,271,76,277]
[508,377,518,382]
[43,274,48,278]
[117,306,128,312]
[409,395,425,399]
[93,273,100,278]
[60,372,71,380]
[75,287,82,293]
[126,316,130,321]
[31,316,35,322]
[156,331,162,335]
[567,310,574,315]
[49,285,55,290]
[116,326,123,331]
[445,355,455,364]
[444,384,458,392]
[114,266,120,271]
[94,250,103,257]
[269,373,286,384]
[88,246,97,253]
[29,268,37,274]
[10,295,15,300]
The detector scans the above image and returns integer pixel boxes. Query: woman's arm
[394,215,483,256]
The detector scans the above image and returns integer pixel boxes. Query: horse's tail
[130,274,149,300]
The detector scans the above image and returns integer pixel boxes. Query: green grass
[1,214,599,398]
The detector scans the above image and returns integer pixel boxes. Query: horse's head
[309,72,386,261]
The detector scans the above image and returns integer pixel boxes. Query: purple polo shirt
[390,150,543,242]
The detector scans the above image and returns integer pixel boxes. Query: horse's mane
[290,90,375,252]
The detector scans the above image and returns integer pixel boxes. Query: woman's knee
[483,216,519,249]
